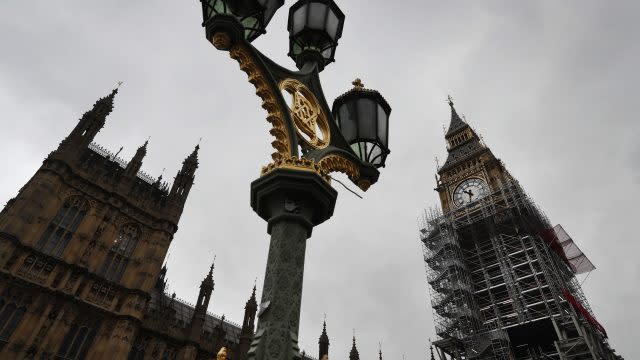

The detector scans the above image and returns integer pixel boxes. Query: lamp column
[249,169,337,360]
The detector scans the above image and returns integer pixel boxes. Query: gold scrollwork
[212,33,232,51]
[261,154,369,191]
[261,155,330,183]
[224,44,368,191]
[229,45,291,161]
[279,79,331,150]
[317,155,368,191]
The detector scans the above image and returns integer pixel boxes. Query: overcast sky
[1,1,639,358]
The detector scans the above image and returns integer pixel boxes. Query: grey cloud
[1,0,638,358]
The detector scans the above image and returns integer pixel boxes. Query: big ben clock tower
[421,98,623,359]
[435,96,511,213]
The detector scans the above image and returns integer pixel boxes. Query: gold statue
[217,347,228,360]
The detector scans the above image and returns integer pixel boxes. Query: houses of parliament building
[0,88,348,360]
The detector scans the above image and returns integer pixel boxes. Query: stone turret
[349,336,359,360]
[59,87,118,152]
[238,284,258,360]
[190,261,215,341]
[319,320,329,360]
[168,144,199,218]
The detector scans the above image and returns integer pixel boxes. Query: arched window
[56,323,97,360]
[0,299,27,350]
[99,224,140,282]
[36,196,89,257]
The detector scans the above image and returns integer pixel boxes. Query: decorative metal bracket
[212,28,379,192]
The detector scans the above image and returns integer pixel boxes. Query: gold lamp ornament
[280,78,331,149]
[217,347,228,360]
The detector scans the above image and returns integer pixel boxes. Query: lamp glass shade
[333,89,391,168]
[326,11,339,39]
[201,0,284,42]
[377,104,388,146]
[293,5,307,33]
[287,0,345,67]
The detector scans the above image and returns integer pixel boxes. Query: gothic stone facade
[0,88,261,360]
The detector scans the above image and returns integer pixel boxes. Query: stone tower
[0,88,197,359]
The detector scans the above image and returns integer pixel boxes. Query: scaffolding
[420,178,622,360]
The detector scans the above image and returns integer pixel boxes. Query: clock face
[453,178,489,206]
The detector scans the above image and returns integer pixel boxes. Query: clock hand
[464,189,474,200]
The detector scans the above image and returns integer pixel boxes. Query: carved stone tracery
[16,253,55,284]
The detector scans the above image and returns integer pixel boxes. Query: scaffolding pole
[420,178,621,360]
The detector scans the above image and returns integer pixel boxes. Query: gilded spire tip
[352,78,364,89]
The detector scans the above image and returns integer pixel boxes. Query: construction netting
[540,225,595,275]
[562,289,607,337]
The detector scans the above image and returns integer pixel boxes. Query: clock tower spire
[436,97,508,212]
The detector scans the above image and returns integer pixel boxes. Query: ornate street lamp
[200,0,284,42]
[333,79,391,168]
[287,0,345,69]
[197,1,391,359]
